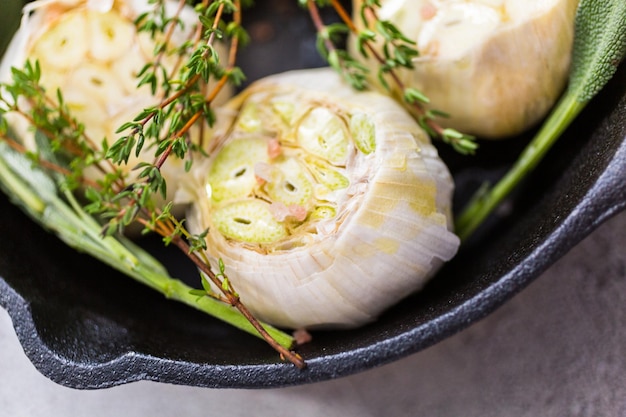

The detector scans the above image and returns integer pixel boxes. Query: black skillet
[1,0,625,389]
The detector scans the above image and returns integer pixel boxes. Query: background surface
[2,209,626,416]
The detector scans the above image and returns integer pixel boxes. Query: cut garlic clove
[305,156,350,192]
[30,10,89,70]
[212,199,289,244]
[110,45,153,95]
[66,62,127,107]
[350,0,580,139]
[264,158,314,209]
[207,136,269,203]
[297,107,350,165]
[183,68,460,329]
[87,8,135,63]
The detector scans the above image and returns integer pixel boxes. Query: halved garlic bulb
[350,0,579,139]
[182,68,460,329]
[0,0,231,200]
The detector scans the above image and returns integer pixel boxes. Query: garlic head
[350,0,580,139]
[183,68,460,329]
[0,0,232,203]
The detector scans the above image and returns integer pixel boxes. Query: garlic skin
[350,0,579,139]
[183,68,460,329]
[0,0,231,202]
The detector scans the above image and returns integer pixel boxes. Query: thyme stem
[0,0,304,368]
[173,236,306,369]
[309,0,477,154]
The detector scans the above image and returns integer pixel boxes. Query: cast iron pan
[1,1,625,389]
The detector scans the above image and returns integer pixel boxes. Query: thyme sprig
[305,0,478,155]
[102,0,247,234]
[0,60,120,190]
[0,0,305,369]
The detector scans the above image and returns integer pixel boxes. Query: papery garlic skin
[0,0,231,202]
[183,68,460,329]
[350,0,579,139]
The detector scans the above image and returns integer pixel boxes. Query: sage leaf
[570,0,626,101]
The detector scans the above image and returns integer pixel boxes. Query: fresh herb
[0,140,295,351]
[0,0,304,369]
[2,0,623,370]
[455,0,626,241]
[304,0,477,155]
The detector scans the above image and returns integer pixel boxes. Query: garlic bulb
[350,0,579,139]
[182,68,460,329]
[0,0,231,201]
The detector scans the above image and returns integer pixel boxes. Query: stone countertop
[1,210,626,417]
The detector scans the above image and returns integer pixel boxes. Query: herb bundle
[0,0,624,371]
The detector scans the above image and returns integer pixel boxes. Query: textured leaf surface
[570,0,626,101]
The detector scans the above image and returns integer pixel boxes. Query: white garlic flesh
[183,68,460,329]
[350,0,580,139]
[0,0,231,201]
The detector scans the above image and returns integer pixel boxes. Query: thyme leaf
[0,0,305,369]
[306,0,477,154]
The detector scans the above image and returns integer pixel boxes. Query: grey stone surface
[2,210,626,417]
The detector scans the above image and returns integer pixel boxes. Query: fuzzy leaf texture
[570,0,626,102]
[455,0,626,241]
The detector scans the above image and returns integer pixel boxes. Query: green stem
[0,143,294,349]
[455,93,587,242]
